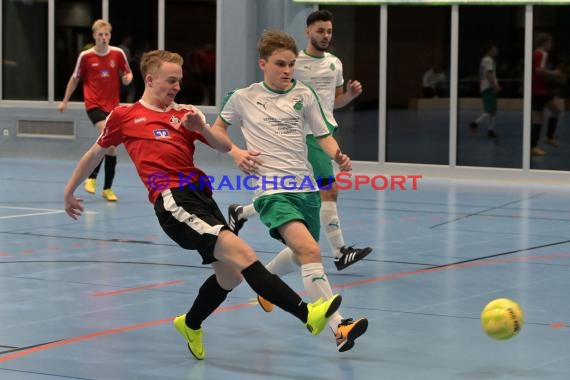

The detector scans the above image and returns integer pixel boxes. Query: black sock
[185,274,230,330]
[242,261,308,323]
[103,155,117,189]
[531,123,542,148]
[546,117,558,140]
[89,159,103,179]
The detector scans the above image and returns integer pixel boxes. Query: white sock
[321,201,345,258]
[241,203,257,219]
[266,247,299,277]
[301,262,343,333]
[475,113,488,124]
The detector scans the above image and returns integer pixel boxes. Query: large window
[55,0,158,103]
[166,0,217,106]
[55,0,102,103]
[3,0,48,100]
[320,5,380,161]
[3,0,217,104]
[386,6,451,165]
[109,0,158,103]
[457,6,524,168]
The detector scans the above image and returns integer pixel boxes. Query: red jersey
[97,101,211,204]
[73,46,131,112]
[532,48,548,96]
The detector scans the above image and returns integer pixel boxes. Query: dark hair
[481,42,496,55]
[258,29,298,60]
[306,10,333,26]
[534,32,552,49]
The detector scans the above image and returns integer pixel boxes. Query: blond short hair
[258,29,298,60]
[140,50,184,77]
[92,19,112,32]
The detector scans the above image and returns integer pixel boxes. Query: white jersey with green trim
[479,55,497,92]
[220,80,334,198]
[295,50,344,132]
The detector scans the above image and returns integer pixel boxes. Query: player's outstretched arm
[334,79,363,109]
[58,76,80,113]
[64,143,107,219]
[180,109,232,153]
[316,135,352,172]
[228,145,262,175]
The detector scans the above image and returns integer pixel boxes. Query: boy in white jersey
[228,10,372,272]
[469,43,501,138]
[213,29,368,352]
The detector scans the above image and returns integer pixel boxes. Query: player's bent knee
[217,271,243,289]
[237,246,258,266]
[296,244,322,263]
[320,186,338,201]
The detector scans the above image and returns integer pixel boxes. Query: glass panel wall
[166,0,217,106]
[320,5,380,161]
[55,0,102,103]
[109,0,158,102]
[3,0,48,100]
[5,0,570,175]
[6,0,217,105]
[531,6,570,171]
[386,6,451,165]
[457,6,524,168]
[54,0,158,104]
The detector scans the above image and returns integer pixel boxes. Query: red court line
[92,280,184,297]
[0,318,173,363]
[2,252,569,363]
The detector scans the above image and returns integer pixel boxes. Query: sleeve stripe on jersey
[220,89,237,111]
[303,81,337,134]
[218,114,232,126]
[110,46,132,73]
[73,49,93,78]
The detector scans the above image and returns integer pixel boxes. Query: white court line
[0,206,98,220]
[0,205,72,212]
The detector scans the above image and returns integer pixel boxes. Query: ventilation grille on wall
[17,120,75,139]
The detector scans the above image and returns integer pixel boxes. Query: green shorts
[253,192,321,242]
[481,88,497,114]
[306,133,335,182]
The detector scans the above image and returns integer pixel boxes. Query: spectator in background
[469,43,501,139]
[422,62,447,98]
[531,32,563,156]
[193,43,215,105]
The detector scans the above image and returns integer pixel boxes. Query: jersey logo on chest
[154,129,170,139]
[169,115,181,126]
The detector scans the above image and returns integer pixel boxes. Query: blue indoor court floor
[1,157,569,380]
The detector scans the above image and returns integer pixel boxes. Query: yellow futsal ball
[481,298,524,340]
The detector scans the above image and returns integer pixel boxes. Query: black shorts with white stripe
[154,185,230,264]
